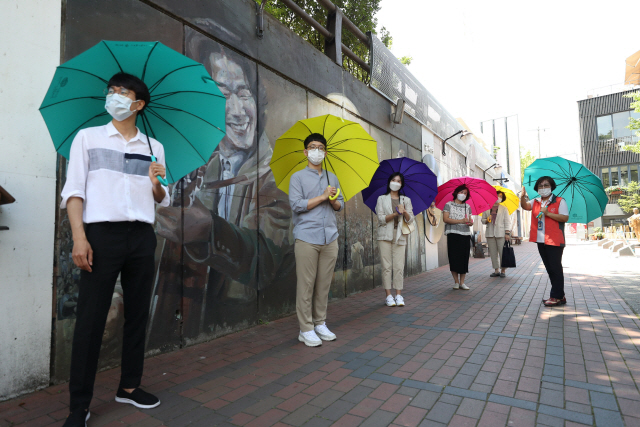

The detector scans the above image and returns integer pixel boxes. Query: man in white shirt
[60,73,169,427]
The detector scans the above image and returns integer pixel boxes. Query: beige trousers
[379,240,406,290]
[295,239,339,332]
[487,236,506,270]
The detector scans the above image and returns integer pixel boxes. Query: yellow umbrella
[493,185,519,214]
[270,114,379,201]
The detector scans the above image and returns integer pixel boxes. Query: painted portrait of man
[147,30,295,347]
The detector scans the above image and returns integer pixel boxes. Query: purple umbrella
[361,157,438,215]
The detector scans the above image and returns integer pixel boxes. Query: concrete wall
[0,0,60,399]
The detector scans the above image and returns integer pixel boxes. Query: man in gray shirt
[289,133,343,346]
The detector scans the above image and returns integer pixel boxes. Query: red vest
[529,195,566,247]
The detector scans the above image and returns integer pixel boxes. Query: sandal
[490,272,500,277]
[541,297,567,305]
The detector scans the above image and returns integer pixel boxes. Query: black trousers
[69,222,156,411]
[447,233,470,274]
[537,243,565,299]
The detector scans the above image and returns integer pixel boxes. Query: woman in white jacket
[375,173,414,307]
[481,191,512,277]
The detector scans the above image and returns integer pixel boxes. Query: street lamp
[483,163,509,185]
[442,130,472,156]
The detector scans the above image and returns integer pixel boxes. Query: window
[597,115,613,140]
[602,167,609,187]
[610,167,619,186]
[596,110,638,141]
[621,166,629,186]
[632,165,638,183]
[613,112,632,139]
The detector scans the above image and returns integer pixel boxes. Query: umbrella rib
[326,123,359,144]
[326,149,380,165]
[324,151,370,186]
[142,112,174,182]
[147,64,202,93]
[39,95,105,110]
[327,135,376,147]
[277,157,309,186]
[55,112,110,151]
[145,108,207,163]
[148,103,225,134]
[141,42,159,82]
[102,41,124,73]
[150,90,226,101]
[54,67,109,84]
[269,149,305,166]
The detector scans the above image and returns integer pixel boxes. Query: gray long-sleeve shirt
[289,166,344,245]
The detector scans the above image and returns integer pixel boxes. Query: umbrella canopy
[270,114,379,201]
[435,176,498,215]
[361,157,437,215]
[493,185,519,214]
[625,49,640,85]
[523,157,607,224]
[39,40,225,183]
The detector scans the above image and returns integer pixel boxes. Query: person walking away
[289,133,344,347]
[481,191,512,278]
[60,73,169,427]
[443,185,474,290]
[375,173,415,307]
[520,176,569,306]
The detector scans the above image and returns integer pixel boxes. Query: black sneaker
[115,387,160,409]
[62,409,90,427]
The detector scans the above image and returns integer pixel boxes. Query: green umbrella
[39,40,225,184]
[523,157,607,224]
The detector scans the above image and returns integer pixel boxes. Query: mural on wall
[148,29,296,348]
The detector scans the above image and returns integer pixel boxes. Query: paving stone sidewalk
[4,242,640,427]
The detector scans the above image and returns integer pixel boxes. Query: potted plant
[595,232,605,240]
[605,185,626,195]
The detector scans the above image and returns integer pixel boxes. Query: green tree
[618,181,640,213]
[622,91,640,153]
[520,147,536,183]
[258,0,404,82]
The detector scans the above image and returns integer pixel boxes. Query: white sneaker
[395,295,405,307]
[385,295,396,306]
[453,283,460,290]
[298,330,322,346]
[460,283,470,290]
[314,323,337,341]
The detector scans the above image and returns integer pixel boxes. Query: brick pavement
[3,242,640,426]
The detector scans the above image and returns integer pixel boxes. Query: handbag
[399,196,415,235]
[501,240,516,268]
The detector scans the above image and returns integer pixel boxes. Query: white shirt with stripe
[60,122,170,224]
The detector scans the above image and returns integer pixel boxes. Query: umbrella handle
[328,186,341,201]
[150,155,169,186]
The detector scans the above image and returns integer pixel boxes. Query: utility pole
[528,127,550,158]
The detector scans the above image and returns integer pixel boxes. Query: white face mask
[457,193,467,201]
[389,182,402,191]
[105,93,137,121]
[538,188,552,197]
[307,148,325,166]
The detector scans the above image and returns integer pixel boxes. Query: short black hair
[106,72,150,113]
[385,172,404,195]
[534,176,557,192]
[497,191,506,203]
[304,133,327,149]
[452,184,471,202]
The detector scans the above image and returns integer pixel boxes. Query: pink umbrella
[435,176,499,215]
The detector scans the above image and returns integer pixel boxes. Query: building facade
[578,89,640,228]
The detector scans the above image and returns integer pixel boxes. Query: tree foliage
[258,0,399,82]
[618,181,640,214]
[520,147,536,184]
[622,91,640,153]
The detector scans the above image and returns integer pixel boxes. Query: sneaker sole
[315,333,337,341]
[386,302,396,307]
[298,335,322,347]
[85,411,90,426]
[115,396,161,409]
[396,303,405,307]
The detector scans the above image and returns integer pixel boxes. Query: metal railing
[608,188,640,204]
[276,0,371,73]
[586,83,640,98]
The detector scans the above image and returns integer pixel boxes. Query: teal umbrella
[523,157,607,223]
[39,40,225,184]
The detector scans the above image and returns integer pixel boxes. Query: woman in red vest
[520,177,569,306]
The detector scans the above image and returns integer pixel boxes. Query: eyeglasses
[104,87,132,97]
[538,184,552,189]
[307,145,326,152]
